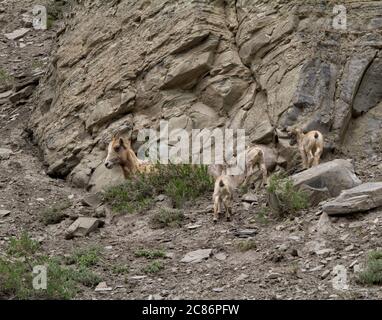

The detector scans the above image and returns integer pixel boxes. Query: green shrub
[358,250,382,285]
[104,163,213,214]
[0,233,78,299]
[134,249,166,259]
[267,173,308,215]
[70,246,102,268]
[150,208,184,228]
[0,68,12,85]
[7,232,39,257]
[0,234,104,299]
[40,201,70,225]
[112,264,129,275]
[237,239,257,252]
[143,260,164,274]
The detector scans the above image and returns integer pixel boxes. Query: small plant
[267,173,308,215]
[150,208,184,228]
[112,264,129,275]
[256,207,270,225]
[104,163,213,214]
[0,68,13,85]
[0,233,79,299]
[40,201,70,225]
[7,232,39,257]
[70,246,102,268]
[143,260,164,274]
[31,60,44,70]
[237,239,257,252]
[358,250,382,285]
[71,267,101,287]
[134,249,166,259]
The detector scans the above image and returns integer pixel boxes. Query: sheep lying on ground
[287,127,324,169]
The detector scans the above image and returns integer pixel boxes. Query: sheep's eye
[114,146,121,152]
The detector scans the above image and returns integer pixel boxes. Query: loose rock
[65,217,104,239]
[181,249,212,263]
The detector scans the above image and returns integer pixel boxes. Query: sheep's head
[104,135,131,169]
[286,126,303,146]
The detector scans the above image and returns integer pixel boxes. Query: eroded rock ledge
[29,0,382,191]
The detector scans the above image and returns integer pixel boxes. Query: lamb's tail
[219,180,225,187]
[314,132,319,139]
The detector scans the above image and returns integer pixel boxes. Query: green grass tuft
[237,239,257,252]
[150,208,184,228]
[358,250,382,285]
[70,246,102,268]
[267,173,308,215]
[134,249,166,259]
[104,163,213,214]
[40,201,70,225]
[143,260,164,274]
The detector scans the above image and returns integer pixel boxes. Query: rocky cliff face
[30,0,382,190]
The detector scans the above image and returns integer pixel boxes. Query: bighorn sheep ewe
[104,134,153,178]
[211,164,234,223]
[287,127,324,169]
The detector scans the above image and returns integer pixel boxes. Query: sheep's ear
[119,137,126,148]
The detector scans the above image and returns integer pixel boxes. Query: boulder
[353,56,382,116]
[323,182,382,215]
[299,184,331,206]
[88,165,126,192]
[291,159,361,198]
[65,217,104,239]
[249,120,274,144]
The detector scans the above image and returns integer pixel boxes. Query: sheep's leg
[213,196,220,223]
[244,164,254,186]
[299,148,308,169]
[307,151,315,168]
[313,148,323,166]
[259,162,268,187]
[223,196,232,222]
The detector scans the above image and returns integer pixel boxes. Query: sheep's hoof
[226,216,231,222]
[213,218,217,223]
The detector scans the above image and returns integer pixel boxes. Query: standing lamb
[287,127,324,169]
[210,164,234,223]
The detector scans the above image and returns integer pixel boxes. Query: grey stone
[180,249,212,263]
[65,217,104,239]
[250,120,274,144]
[0,90,12,99]
[323,182,382,215]
[0,210,11,217]
[292,159,362,198]
[95,282,112,292]
[81,193,103,208]
[233,229,257,238]
[353,56,382,116]
[4,28,30,40]
[0,148,13,160]
[242,192,258,203]
[9,85,35,103]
